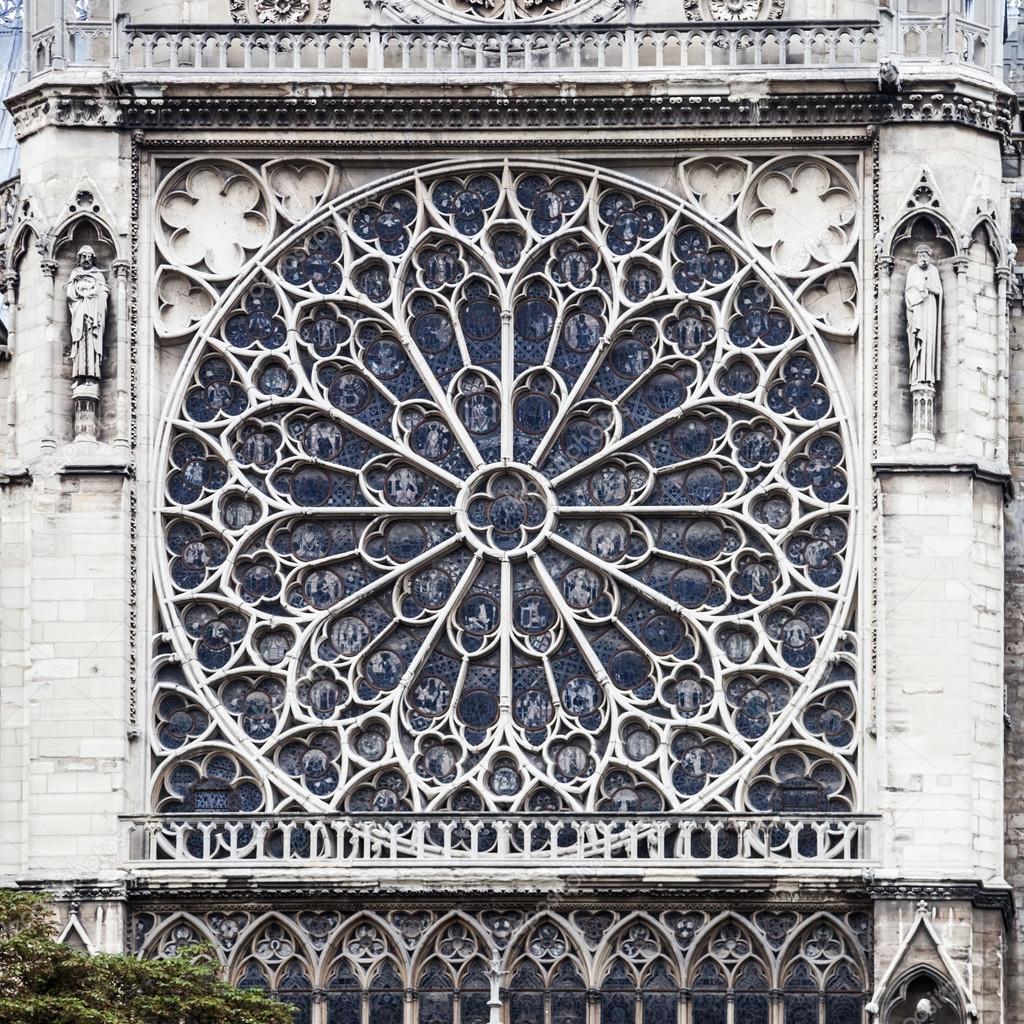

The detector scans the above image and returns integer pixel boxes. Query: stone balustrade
[24,18,887,79]
[125,812,879,867]
[116,20,881,77]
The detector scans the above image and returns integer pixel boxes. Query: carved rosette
[229,0,327,25]
[684,0,786,20]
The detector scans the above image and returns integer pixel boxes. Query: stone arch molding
[150,156,860,839]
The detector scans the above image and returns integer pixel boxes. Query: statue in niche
[65,244,110,440]
[903,244,943,445]
[904,996,937,1024]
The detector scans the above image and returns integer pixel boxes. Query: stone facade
[0,0,1019,1022]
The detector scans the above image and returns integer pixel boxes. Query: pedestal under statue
[904,244,943,446]
[66,245,110,441]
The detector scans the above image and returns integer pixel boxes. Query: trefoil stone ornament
[903,244,942,447]
[66,244,109,441]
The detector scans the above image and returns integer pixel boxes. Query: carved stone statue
[65,244,110,440]
[903,244,943,445]
[912,996,937,1023]
[66,244,109,380]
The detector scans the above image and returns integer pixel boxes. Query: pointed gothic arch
[229,913,318,1024]
[321,913,408,1024]
[776,913,867,1024]
[685,913,772,1024]
[593,914,681,1024]
[141,911,221,964]
[412,913,496,1024]
[505,914,589,1024]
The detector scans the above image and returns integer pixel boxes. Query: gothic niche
[883,972,964,1024]
[54,220,121,446]
[888,215,955,449]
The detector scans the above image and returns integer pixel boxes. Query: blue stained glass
[557,418,604,464]
[363,339,406,380]
[461,393,500,436]
[609,338,652,380]
[410,417,454,459]
[257,364,293,396]
[556,244,598,286]
[608,648,650,690]
[625,264,660,302]
[644,372,686,414]
[562,311,602,353]
[515,393,557,435]
[461,298,501,340]
[162,164,853,828]
[291,467,331,506]
[357,264,390,301]
[412,311,455,354]
[300,310,350,357]
[459,688,499,727]
[515,298,556,341]
[378,205,410,237]
[492,230,524,268]
[719,360,757,395]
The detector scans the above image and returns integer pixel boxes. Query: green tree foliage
[0,890,293,1024]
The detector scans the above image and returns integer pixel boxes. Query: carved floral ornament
[229,0,326,25]
[223,0,786,24]
[684,0,786,20]
[226,0,619,25]
[135,908,869,1024]
[150,156,860,845]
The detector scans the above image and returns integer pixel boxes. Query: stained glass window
[154,160,857,829]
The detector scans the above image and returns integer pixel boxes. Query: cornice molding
[872,452,1014,499]
[7,87,1016,145]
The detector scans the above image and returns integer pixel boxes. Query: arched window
[414,921,492,1024]
[324,919,405,1024]
[688,920,770,1024]
[233,921,315,1024]
[508,920,588,1024]
[598,922,679,1024]
[780,920,866,1024]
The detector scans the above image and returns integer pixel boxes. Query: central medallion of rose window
[460,465,555,557]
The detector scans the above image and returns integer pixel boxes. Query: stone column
[951,252,969,449]
[910,382,936,448]
[40,257,58,450]
[997,264,1010,462]
[878,254,894,448]
[1,270,17,465]
[112,258,130,450]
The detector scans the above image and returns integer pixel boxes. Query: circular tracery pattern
[156,161,857,817]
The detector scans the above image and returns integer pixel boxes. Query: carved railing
[124,812,879,867]
[22,11,1006,81]
[116,20,881,77]
[896,12,991,69]
[22,18,885,79]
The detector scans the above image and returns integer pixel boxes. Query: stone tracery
[136,907,870,1024]
[152,158,859,841]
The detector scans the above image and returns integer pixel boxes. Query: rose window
[154,160,858,824]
